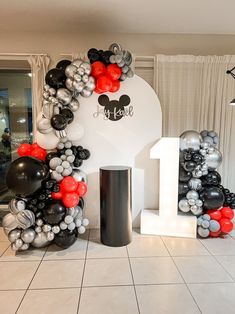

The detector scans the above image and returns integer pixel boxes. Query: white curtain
[154,54,235,191]
[27,55,50,135]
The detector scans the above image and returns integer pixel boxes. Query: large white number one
[141,137,197,238]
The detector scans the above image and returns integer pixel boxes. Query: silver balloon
[81,62,91,75]
[188,178,202,191]
[127,69,134,78]
[42,103,54,119]
[82,74,89,84]
[186,190,199,200]
[178,198,190,212]
[180,130,202,151]
[191,205,203,216]
[37,118,53,134]
[16,210,35,230]
[69,99,80,112]
[49,157,62,170]
[67,207,79,218]
[8,229,21,243]
[198,226,210,238]
[209,220,220,232]
[196,199,203,207]
[56,88,72,105]
[65,64,78,78]
[65,78,75,91]
[72,59,83,68]
[86,77,96,91]
[15,238,23,249]
[20,243,30,251]
[46,231,55,241]
[32,232,51,248]
[188,199,196,206]
[44,84,50,91]
[21,228,36,243]
[203,136,214,145]
[81,88,92,98]
[52,225,60,234]
[43,224,51,232]
[73,81,85,92]
[72,169,87,184]
[205,148,222,170]
[2,213,18,235]
[82,218,89,227]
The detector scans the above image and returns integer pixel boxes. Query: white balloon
[66,122,84,142]
[35,130,59,150]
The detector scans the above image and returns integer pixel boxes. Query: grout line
[76,229,90,314]
[15,247,48,314]
[0,243,11,257]
[160,236,203,314]
[126,246,141,314]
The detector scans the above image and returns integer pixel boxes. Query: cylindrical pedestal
[100,166,132,247]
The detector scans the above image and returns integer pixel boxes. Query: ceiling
[1,0,235,34]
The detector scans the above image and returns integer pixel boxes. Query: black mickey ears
[119,95,130,107]
[98,95,110,107]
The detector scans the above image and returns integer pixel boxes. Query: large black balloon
[61,108,74,124]
[56,60,71,73]
[54,229,77,249]
[178,182,189,196]
[5,156,49,197]
[200,187,225,210]
[42,200,66,224]
[51,114,68,131]
[179,166,191,182]
[201,171,221,186]
[45,68,66,89]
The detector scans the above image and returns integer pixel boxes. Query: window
[0,69,32,204]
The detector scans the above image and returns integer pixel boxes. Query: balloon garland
[2,43,134,251]
[178,130,235,238]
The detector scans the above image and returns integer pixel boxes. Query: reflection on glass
[0,70,32,204]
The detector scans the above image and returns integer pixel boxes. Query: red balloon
[210,230,221,237]
[96,75,112,92]
[31,148,46,161]
[51,191,63,200]
[110,80,120,92]
[219,218,233,233]
[94,85,103,94]
[60,176,78,193]
[221,207,234,220]
[18,143,32,156]
[63,192,79,208]
[31,143,41,150]
[76,182,87,197]
[106,64,122,80]
[207,209,222,221]
[91,61,106,78]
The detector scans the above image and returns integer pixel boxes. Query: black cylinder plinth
[100,166,132,247]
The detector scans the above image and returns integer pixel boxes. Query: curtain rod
[0,53,48,56]
[60,53,154,60]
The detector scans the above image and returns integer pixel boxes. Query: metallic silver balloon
[81,62,91,75]
[37,118,53,134]
[73,81,85,92]
[49,157,62,170]
[15,238,23,249]
[52,225,60,234]
[188,178,202,191]
[81,88,92,98]
[8,229,21,243]
[72,169,87,184]
[20,243,30,251]
[77,67,85,76]
[69,98,80,112]
[186,190,199,200]
[21,229,36,243]
[16,210,35,230]
[180,130,202,151]
[65,64,77,78]
[188,199,196,206]
[86,77,96,91]
[82,74,89,84]
[65,78,75,91]
[203,136,214,145]
[2,213,18,235]
[44,84,50,91]
[127,69,134,78]
[32,232,51,248]
[47,231,55,241]
[72,59,83,68]
[191,205,203,216]
[178,198,190,212]
[56,88,72,105]
[205,148,222,170]
[49,87,56,96]
[43,103,54,119]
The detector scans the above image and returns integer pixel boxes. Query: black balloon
[200,187,225,210]
[179,166,191,182]
[201,171,221,186]
[45,68,66,89]
[192,153,203,164]
[56,60,71,73]
[183,161,196,172]
[54,229,77,249]
[178,182,189,196]
[43,200,66,224]
[76,149,90,160]
[5,157,49,197]
[78,197,84,209]
[51,114,68,131]
[74,158,83,168]
[61,108,74,124]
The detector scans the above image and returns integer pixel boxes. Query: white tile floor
[1,228,235,314]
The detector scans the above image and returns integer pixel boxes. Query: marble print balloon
[16,210,35,230]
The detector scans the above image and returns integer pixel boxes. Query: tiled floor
[1,228,235,313]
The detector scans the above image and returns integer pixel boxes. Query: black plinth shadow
[100,166,132,247]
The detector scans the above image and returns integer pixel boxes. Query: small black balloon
[45,68,66,90]
[51,114,68,131]
[5,156,49,197]
[44,180,54,189]
[184,151,192,161]
[78,197,84,209]
[54,229,77,249]
[43,200,66,224]
[200,187,225,210]
[60,108,74,124]
[74,158,83,168]
[56,60,71,73]
[38,194,46,201]
[37,202,45,210]
[52,185,60,193]
[201,171,221,186]
[183,161,196,172]
[71,146,78,155]
[178,182,189,196]
[179,166,191,182]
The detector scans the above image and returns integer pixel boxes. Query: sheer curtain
[27,55,50,135]
[154,55,235,191]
